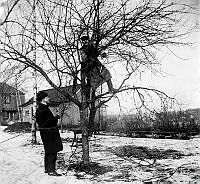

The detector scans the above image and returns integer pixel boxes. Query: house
[20,86,106,128]
[0,82,25,125]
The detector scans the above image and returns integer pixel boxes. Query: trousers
[44,152,57,172]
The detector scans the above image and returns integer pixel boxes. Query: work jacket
[36,103,63,153]
[80,43,111,89]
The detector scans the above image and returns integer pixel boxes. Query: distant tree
[0,0,196,164]
[153,103,200,137]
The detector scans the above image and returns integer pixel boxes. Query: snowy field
[0,126,200,184]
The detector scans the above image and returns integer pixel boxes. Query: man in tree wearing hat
[80,35,117,94]
[36,91,63,176]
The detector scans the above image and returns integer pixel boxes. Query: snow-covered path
[0,126,200,184]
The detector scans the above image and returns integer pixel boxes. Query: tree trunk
[80,106,90,164]
[80,60,91,164]
[31,86,37,144]
[89,90,97,135]
[31,121,37,144]
[79,90,98,164]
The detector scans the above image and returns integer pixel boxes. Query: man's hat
[36,91,48,102]
[80,35,89,41]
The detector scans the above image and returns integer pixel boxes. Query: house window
[4,96,11,104]
[3,112,9,119]
[25,110,30,117]
[10,113,14,120]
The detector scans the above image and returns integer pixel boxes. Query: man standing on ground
[36,91,63,176]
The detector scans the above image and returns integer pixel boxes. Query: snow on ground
[0,126,200,184]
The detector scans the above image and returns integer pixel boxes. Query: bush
[4,122,31,133]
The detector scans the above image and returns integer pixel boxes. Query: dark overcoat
[36,103,63,153]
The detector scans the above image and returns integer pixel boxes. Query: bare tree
[0,0,196,165]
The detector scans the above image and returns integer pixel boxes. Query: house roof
[21,85,80,107]
[0,82,25,95]
[20,97,34,107]
[42,87,73,105]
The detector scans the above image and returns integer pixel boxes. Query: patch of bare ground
[111,145,192,160]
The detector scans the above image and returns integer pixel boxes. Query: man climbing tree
[80,35,117,94]
[79,34,118,137]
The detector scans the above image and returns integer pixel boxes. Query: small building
[0,82,25,125]
[20,86,106,129]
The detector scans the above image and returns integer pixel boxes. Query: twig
[143,163,191,183]
[123,156,156,166]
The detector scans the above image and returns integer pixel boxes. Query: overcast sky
[107,34,200,114]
